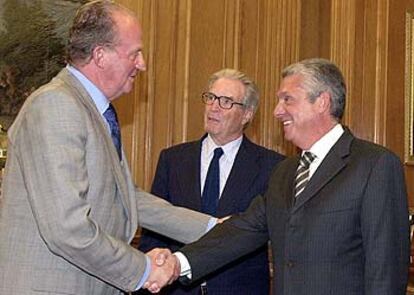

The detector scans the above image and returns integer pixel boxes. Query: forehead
[210,78,245,100]
[113,11,142,47]
[277,74,305,96]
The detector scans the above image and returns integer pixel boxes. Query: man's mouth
[207,116,220,123]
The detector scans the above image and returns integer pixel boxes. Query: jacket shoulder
[350,137,400,164]
[243,137,285,164]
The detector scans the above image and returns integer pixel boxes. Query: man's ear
[242,108,254,125]
[91,46,106,68]
[317,92,331,114]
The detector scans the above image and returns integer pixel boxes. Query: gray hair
[282,58,346,120]
[207,68,259,114]
[66,0,134,65]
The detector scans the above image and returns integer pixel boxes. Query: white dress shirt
[305,124,344,179]
[200,135,243,197]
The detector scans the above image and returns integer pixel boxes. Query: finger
[171,254,181,281]
[217,215,231,223]
[155,253,167,266]
[149,282,160,293]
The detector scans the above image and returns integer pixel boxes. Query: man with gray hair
[0,1,217,294]
[152,58,410,294]
[138,68,284,295]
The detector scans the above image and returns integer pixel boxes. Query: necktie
[103,103,122,160]
[294,151,315,198]
[201,147,224,216]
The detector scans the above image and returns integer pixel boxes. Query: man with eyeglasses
[151,59,410,295]
[138,68,285,295]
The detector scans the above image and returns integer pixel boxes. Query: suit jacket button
[286,261,294,268]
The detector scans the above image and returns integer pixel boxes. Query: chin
[205,127,215,135]
[283,131,292,141]
[205,123,217,132]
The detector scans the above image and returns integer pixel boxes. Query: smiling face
[274,74,331,149]
[102,11,146,100]
[204,78,253,145]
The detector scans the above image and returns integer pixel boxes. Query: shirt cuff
[174,252,192,279]
[206,217,217,232]
[135,255,151,290]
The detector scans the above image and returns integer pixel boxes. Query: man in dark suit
[149,58,410,294]
[139,68,284,294]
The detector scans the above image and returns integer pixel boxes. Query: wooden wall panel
[113,0,150,187]
[186,1,229,143]
[330,0,358,128]
[240,0,301,156]
[388,0,414,206]
[114,0,413,205]
[372,0,389,146]
[299,0,331,59]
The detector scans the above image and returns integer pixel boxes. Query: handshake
[143,248,181,293]
[141,217,230,293]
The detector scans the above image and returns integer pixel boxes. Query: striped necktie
[294,151,315,198]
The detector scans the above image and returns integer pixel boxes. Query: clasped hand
[143,248,181,293]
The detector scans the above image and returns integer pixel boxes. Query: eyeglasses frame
[201,92,245,110]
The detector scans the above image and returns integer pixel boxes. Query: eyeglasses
[201,92,245,110]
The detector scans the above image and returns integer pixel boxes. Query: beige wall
[115,0,414,206]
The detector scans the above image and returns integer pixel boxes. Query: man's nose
[136,53,146,71]
[273,100,284,118]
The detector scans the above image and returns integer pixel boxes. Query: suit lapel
[57,69,131,216]
[218,137,260,211]
[176,140,203,209]
[284,156,301,208]
[292,129,353,212]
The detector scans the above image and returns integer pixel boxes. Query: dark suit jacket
[181,128,410,295]
[139,135,284,294]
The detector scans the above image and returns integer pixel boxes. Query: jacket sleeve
[180,194,269,283]
[361,152,410,294]
[139,149,176,252]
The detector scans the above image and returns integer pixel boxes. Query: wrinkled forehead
[209,78,246,101]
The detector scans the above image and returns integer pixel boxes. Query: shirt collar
[305,124,344,161]
[204,134,243,157]
[66,65,109,115]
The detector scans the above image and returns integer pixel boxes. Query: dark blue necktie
[202,147,224,216]
[103,103,122,160]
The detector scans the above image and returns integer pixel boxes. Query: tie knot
[213,147,224,159]
[299,151,315,169]
[103,103,117,122]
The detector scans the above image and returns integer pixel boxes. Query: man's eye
[129,51,141,60]
[207,95,216,101]
[221,97,233,105]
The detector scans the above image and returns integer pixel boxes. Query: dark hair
[66,0,129,65]
[282,58,346,120]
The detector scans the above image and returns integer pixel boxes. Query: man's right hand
[143,248,181,293]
